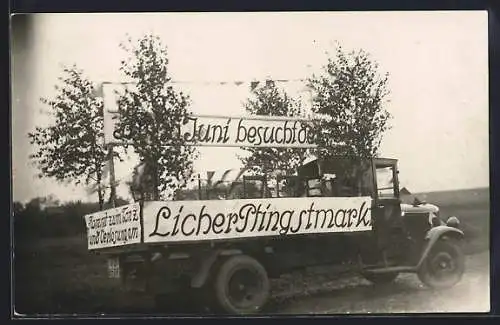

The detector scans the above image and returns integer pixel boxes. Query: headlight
[429,212,441,227]
[446,216,460,228]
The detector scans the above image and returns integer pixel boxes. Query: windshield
[376,165,397,199]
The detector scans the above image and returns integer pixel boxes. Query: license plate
[107,257,121,279]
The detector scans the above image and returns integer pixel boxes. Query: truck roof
[297,157,398,177]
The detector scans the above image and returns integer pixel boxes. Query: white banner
[180,115,317,148]
[143,197,372,243]
[98,82,317,148]
[84,203,141,250]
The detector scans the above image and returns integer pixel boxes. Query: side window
[376,166,396,198]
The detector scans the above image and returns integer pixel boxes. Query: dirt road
[133,251,490,315]
[268,251,490,314]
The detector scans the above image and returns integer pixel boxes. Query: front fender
[190,249,243,288]
[416,226,464,269]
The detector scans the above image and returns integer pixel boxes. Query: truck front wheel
[417,239,465,289]
[213,255,270,314]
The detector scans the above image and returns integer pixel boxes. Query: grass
[13,187,490,315]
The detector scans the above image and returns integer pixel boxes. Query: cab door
[372,159,409,266]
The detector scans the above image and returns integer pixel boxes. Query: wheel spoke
[227,268,263,308]
[418,241,465,289]
[216,255,269,314]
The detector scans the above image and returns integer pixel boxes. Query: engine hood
[401,202,439,214]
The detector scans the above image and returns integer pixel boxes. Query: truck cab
[293,157,465,286]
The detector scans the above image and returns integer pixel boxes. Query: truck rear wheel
[417,239,465,289]
[213,255,270,314]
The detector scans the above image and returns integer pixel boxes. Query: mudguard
[416,225,464,269]
[190,249,243,288]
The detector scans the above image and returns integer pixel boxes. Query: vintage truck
[83,157,465,314]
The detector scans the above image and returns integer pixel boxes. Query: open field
[401,187,490,254]
[13,187,490,315]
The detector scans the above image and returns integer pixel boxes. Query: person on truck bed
[129,161,155,201]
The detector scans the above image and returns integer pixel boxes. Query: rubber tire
[213,255,270,315]
[417,239,465,289]
[362,272,399,285]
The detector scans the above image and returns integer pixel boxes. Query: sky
[11,11,489,203]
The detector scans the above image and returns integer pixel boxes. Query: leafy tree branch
[308,45,392,159]
[28,65,109,209]
[114,34,198,200]
[240,80,308,175]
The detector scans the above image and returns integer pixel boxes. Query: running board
[363,266,417,274]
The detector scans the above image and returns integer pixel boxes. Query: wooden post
[197,173,202,200]
[99,81,117,208]
[108,143,117,208]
